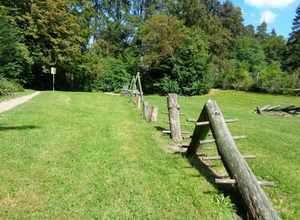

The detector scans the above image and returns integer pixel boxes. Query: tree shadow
[0,125,40,131]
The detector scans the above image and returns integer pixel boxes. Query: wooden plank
[167,94,182,142]
[200,136,247,145]
[206,100,280,220]
[215,178,275,187]
[195,119,238,126]
[200,155,256,161]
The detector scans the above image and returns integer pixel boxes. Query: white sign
[51,67,56,75]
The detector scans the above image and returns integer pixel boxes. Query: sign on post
[51,67,56,92]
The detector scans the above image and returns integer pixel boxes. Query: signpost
[51,67,56,92]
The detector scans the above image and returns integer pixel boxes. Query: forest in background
[0,0,299,95]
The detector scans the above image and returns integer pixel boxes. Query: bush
[222,61,254,91]
[159,77,180,94]
[258,62,288,93]
[92,57,130,92]
[0,78,24,96]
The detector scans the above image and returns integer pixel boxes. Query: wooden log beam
[136,72,144,104]
[215,178,275,187]
[195,119,238,126]
[200,155,256,161]
[206,100,281,220]
[167,94,182,142]
[200,135,247,145]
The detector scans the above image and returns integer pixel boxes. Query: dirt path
[0,91,40,113]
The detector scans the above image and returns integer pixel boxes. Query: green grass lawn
[0,90,299,219]
[0,91,234,219]
[147,90,300,220]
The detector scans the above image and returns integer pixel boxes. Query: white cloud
[245,0,295,8]
[260,10,276,24]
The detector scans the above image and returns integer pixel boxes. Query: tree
[219,1,244,37]
[256,22,268,40]
[0,6,32,83]
[170,29,212,95]
[234,36,266,73]
[286,4,300,72]
[141,15,187,65]
[18,0,83,89]
[262,35,286,64]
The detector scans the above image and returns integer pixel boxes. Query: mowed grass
[147,90,300,220]
[0,91,235,219]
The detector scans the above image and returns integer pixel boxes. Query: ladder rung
[215,178,275,187]
[194,119,239,126]
[200,135,247,145]
[200,155,256,161]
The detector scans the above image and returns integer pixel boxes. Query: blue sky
[229,0,299,38]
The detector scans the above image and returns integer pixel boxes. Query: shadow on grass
[0,125,40,131]
[177,150,249,220]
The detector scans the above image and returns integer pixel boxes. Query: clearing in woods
[0,91,299,219]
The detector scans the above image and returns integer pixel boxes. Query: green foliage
[141,15,187,65]
[286,5,300,72]
[0,78,24,95]
[0,6,32,84]
[258,62,289,93]
[159,77,180,94]
[92,57,130,92]
[234,36,266,73]
[0,0,297,95]
[222,61,254,91]
[171,29,213,95]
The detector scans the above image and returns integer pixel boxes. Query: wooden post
[167,94,182,142]
[150,105,158,122]
[137,95,141,109]
[205,100,281,220]
[136,72,144,104]
[143,101,149,120]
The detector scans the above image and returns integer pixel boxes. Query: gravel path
[0,91,41,114]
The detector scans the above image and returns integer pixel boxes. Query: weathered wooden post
[150,105,158,122]
[167,94,182,142]
[206,100,281,220]
[136,72,144,104]
[137,95,141,109]
[143,101,149,120]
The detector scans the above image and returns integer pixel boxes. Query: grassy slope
[0,92,234,219]
[147,90,300,220]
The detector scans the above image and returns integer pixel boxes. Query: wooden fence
[126,72,158,122]
[163,94,281,220]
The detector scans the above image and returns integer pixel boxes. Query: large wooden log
[206,100,280,220]
[167,94,182,142]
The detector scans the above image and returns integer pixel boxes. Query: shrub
[223,61,254,91]
[258,62,288,93]
[0,78,24,96]
[159,77,180,94]
[92,57,130,92]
